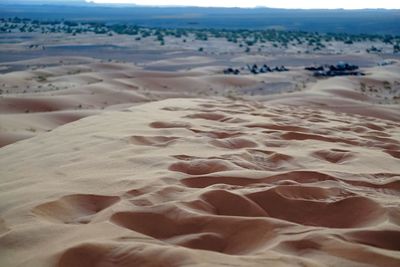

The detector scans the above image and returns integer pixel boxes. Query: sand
[1,30,400,266]
[0,56,311,147]
[1,94,400,266]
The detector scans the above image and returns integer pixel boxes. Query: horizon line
[84,0,400,10]
[1,1,399,10]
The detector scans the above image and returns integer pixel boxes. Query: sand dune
[1,55,399,266]
[5,58,398,148]
[1,19,400,267]
[1,98,399,267]
[0,58,289,147]
[264,63,400,122]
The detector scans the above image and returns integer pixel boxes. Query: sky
[88,0,400,9]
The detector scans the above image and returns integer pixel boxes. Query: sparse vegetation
[360,82,366,92]
[383,81,392,90]
[366,46,382,53]
[36,75,47,82]
[394,43,400,53]
[1,17,399,54]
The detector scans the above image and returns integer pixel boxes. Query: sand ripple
[1,98,399,266]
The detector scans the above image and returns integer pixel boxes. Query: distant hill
[0,3,399,35]
[0,0,88,4]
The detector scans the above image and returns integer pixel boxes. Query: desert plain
[0,17,400,267]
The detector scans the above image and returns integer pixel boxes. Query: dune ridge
[1,59,400,148]
[0,98,399,267]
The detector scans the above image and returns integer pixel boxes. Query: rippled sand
[1,97,399,267]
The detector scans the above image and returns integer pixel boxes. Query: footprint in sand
[32,194,119,224]
[149,121,191,129]
[129,135,179,147]
[169,159,237,175]
[311,148,355,164]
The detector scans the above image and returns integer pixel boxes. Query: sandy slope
[1,98,399,267]
[0,57,306,147]
[2,57,398,148]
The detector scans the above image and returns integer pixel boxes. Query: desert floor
[1,32,400,267]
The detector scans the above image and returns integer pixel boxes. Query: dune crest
[0,98,400,267]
